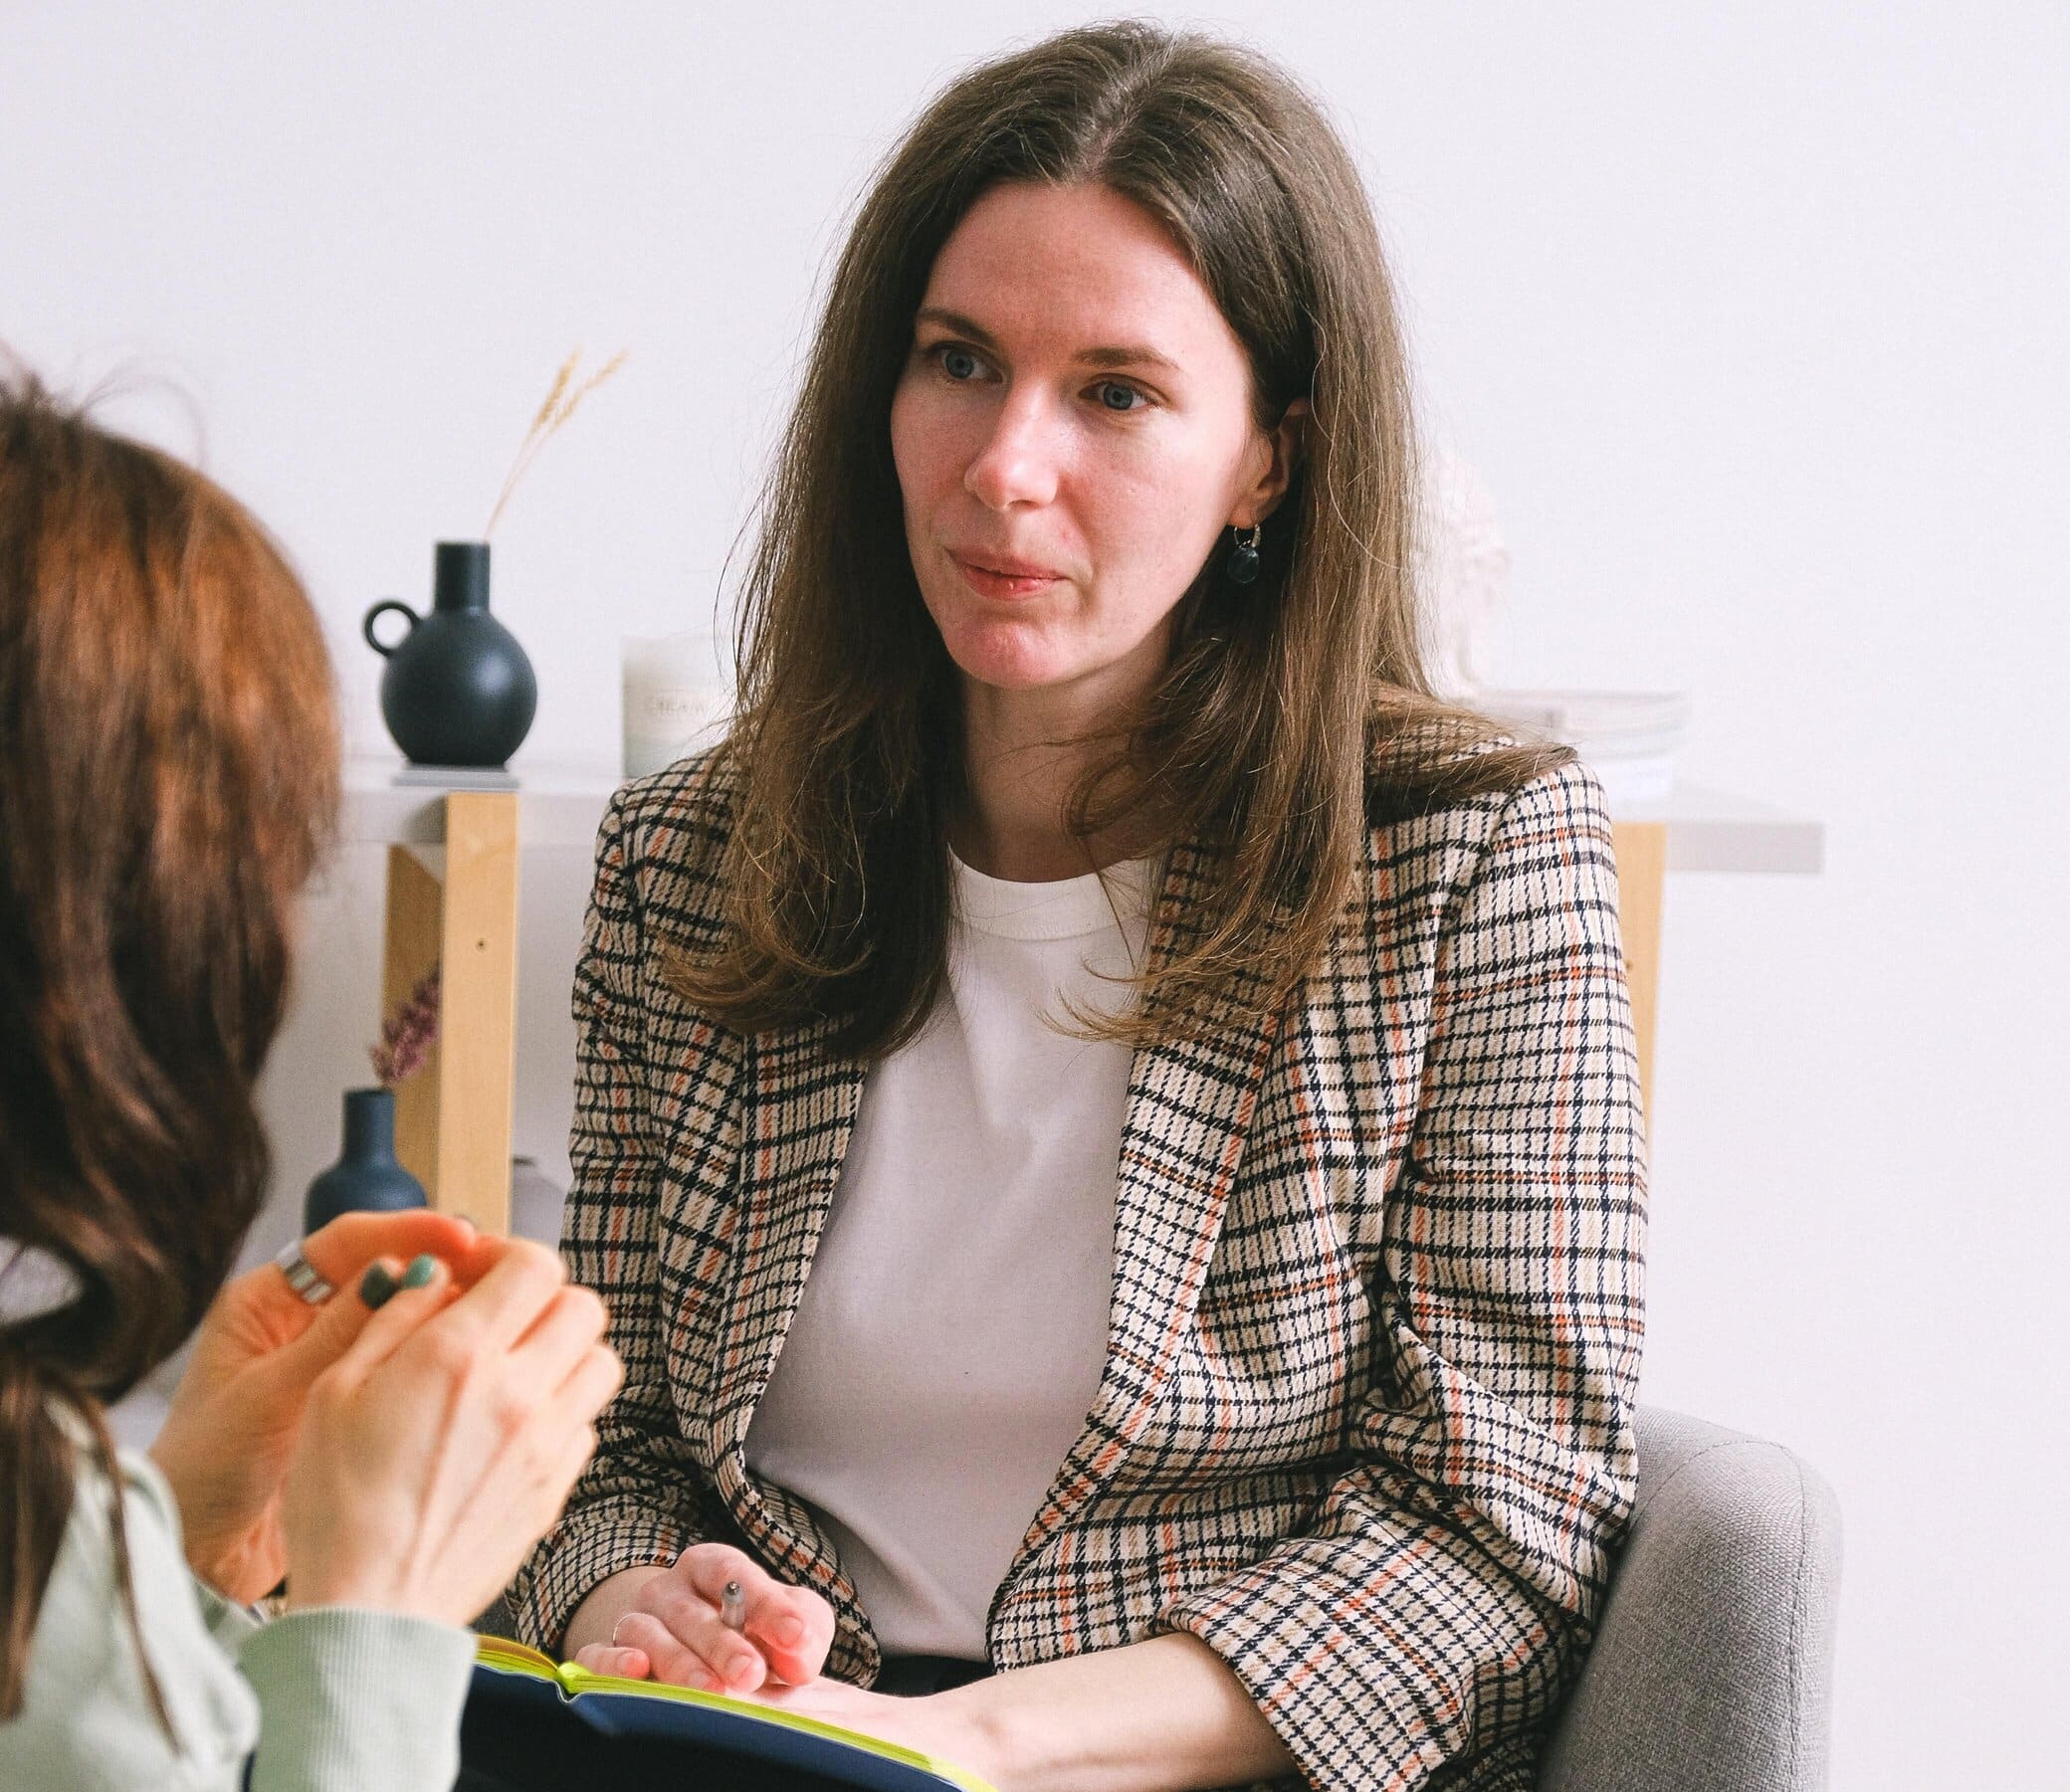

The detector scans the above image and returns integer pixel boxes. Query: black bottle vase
[304,1089,427,1234]
[363,541,537,767]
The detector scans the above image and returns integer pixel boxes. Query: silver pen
[719,1578,746,1636]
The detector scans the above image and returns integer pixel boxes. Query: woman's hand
[148,1210,500,1602]
[733,1677,1000,1784]
[281,1236,622,1627]
[569,1543,837,1693]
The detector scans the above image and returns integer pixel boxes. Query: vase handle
[363,600,420,658]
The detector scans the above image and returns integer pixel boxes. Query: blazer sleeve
[508,788,734,1652]
[1156,759,1649,1792]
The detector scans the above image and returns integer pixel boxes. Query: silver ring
[274,1240,337,1305]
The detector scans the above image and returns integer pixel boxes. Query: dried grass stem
[486,348,628,535]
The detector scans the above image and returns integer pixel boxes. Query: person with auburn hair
[0,369,624,1790]
[513,21,1647,1792]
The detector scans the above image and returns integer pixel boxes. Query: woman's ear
[1239,397,1311,526]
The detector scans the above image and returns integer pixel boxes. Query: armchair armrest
[1538,1405,1843,1792]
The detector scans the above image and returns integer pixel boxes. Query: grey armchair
[1539,1405,1843,1792]
[475,1407,1843,1791]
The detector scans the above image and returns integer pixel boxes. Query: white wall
[7,4,2066,1785]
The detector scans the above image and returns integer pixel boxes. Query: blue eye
[923,343,1152,415]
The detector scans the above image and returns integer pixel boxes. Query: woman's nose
[962,395,1062,510]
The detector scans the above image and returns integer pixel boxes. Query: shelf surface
[343,758,623,849]
[1621,780,1824,875]
[342,759,1824,874]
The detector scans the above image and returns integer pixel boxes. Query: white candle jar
[622,633,732,780]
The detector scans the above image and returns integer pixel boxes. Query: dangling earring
[1227,522,1262,585]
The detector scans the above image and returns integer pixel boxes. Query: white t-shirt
[743,846,1157,1659]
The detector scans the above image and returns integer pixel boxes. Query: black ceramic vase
[363,541,537,767]
[304,1089,428,1233]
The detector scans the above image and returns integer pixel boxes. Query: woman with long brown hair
[512,20,1648,1792]
[0,369,623,1788]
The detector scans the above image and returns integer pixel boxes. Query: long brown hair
[0,368,341,1718]
[669,19,1570,1055]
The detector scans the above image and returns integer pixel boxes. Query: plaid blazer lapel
[704,1013,879,1665]
[710,1015,865,1467]
[997,835,1289,1611]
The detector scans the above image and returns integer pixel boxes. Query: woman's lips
[951,554,1061,599]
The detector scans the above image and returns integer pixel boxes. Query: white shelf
[342,757,623,849]
[341,757,1823,875]
[1621,780,1825,875]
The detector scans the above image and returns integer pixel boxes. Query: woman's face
[890,180,1302,718]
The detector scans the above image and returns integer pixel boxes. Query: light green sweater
[0,1412,477,1790]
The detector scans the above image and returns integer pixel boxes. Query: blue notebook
[466,1636,997,1792]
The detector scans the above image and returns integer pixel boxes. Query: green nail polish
[359,1263,399,1308]
[400,1254,436,1290]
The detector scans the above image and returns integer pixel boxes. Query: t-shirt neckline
[948,847,1159,941]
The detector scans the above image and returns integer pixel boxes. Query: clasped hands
[568,1546,999,1775]
[147,1210,622,1627]
[150,1211,989,1771]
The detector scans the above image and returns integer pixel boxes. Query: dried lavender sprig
[371,966,442,1088]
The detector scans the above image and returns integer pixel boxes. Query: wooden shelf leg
[436,792,519,1235]
[1611,820,1667,1139]
[380,845,447,1201]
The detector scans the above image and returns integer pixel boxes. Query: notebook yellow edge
[473,1636,999,1792]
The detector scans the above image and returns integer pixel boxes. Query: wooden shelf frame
[348,763,1819,1225]
[379,791,520,1233]
[1611,821,1668,1135]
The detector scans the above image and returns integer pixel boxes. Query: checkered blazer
[510,744,1649,1792]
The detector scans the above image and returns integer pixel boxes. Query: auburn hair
[0,367,340,1718]
[667,19,1570,1055]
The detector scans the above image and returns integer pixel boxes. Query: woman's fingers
[522,1417,604,1543]
[564,1545,831,1697]
[407,1236,569,1359]
[301,1211,484,1291]
[263,1250,435,1393]
[326,1238,568,1400]
[510,1284,611,1388]
[322,1239,577,1396]
[752,1591,835,1685]
[546,1330,624,1424]
[637,1573,770,1692]
[612,1611,720,1692]
[318,1255,460,1380]
[572,1642,652,1681]
[678,1546,833,1683]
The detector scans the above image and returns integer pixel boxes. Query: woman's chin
[937,620,1076,693]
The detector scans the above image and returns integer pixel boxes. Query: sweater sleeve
[236,1608,476,1792]
[0,1434,475,1792]
[1156,759,1650,1792]
[187,1558,478,1788]
[507,787,733,1652]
